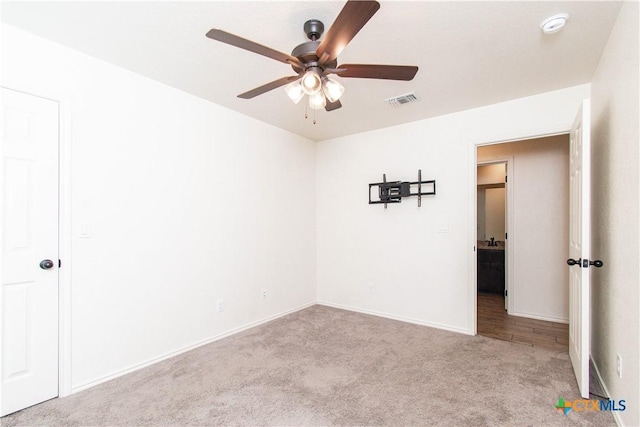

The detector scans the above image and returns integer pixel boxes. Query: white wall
[483,187,505,242]
[476,189,486,240]
[317,84,590,333]
[478,136,569,322]
[1,25,317,391]
[590,2,640,425]
[476,164,506,241]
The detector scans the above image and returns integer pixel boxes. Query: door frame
[0,85,73,400]
[468,125,569,335]
[476,158,513,313]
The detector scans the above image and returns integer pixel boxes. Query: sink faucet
[489,237,496,246]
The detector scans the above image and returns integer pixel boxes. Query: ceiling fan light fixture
[301,70,322,95]
[308,91,327,110]
[284,80,305,104]
[322,77,345,103]
[206,0,419,119]
[540,13,569,34]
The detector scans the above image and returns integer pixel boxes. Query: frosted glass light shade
[284,80,305,104]
[308,92,326,110]
[322,77,344,103]
[301,70,322,95]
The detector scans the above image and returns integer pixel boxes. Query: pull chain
[303,99,317,124]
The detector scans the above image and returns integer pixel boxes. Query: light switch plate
[79,223,91,238]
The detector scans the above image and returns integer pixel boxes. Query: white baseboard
[509,310,569,324]
[71,301,315,394]
[591,357,624,427]
[317,301,473,336]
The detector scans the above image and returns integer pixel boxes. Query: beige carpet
[1,305,615,426]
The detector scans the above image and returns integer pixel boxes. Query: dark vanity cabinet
[477,249,505,294]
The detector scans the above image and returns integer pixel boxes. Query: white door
[568,99,591,399]
[1,88,59,416]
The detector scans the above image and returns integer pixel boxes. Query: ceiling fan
[205,0,418,113]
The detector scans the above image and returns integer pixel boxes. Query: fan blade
[316,0,380,65]
[337,64,418,80]
[206,29,302,69]
[325,99,342,112]
[238,76,300,99]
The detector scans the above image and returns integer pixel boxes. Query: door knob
[567,258,604,268]
[39,259,55,270]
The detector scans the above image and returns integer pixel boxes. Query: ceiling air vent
[385,92,418,107]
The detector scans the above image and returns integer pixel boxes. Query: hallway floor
[477,293,568,351]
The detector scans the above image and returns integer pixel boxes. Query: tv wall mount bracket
[368,169,436,208]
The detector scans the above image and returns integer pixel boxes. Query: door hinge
[505,289,508,297]
[505,175,508,183]
[58,259,62,268]
[505,232,508,240]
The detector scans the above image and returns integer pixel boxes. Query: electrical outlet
[368,283,374,293]
[261,289,267,299]
[216,299,224,313]
[616,354,622,379]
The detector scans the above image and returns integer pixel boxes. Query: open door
[568,99,592,399]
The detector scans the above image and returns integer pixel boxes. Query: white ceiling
[1,1,622,141]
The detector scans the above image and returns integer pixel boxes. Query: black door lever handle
[567,258,604,268]
[567,258,581,266]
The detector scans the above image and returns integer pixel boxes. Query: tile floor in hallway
[477,292,569,351]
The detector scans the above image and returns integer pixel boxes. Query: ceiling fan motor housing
[291,40,338,73]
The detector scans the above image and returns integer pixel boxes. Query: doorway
[475,134,571,351]
[477,161,507,308]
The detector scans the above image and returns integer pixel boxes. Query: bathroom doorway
[477,162,507,310]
